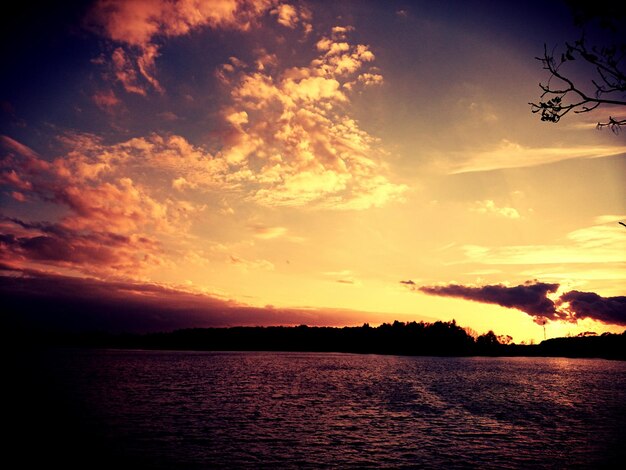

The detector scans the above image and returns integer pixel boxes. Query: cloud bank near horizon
[0,268,432,333]
[414,281,626,327]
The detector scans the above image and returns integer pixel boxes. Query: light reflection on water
[23,351,626,468]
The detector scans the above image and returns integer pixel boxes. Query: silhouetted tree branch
[530,2,626,133]
[530,36,626,133]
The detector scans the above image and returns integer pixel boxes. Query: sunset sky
[1,0,625,343]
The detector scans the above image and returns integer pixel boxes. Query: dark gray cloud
[415,280,626,327]
[559,290,626,326]
[0,267,420,333]
[418,281,560,319]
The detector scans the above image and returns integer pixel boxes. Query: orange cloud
[92,89,121,111]
[218,28,406,209]
[283,76,345,102]
[271,2,312,31]
[57,178,170,233]
[91,0,284,93]
[0,21,405,279]
[0,169,33,191]
[0,134,206,277]
[272,3,298,28]
[135,43,163,93]
[357,72,383,86]
[250,224,288,239]
[10,191,27,202]
[92,0,254,47]
[111,47,147,95]
[0,217,162,276]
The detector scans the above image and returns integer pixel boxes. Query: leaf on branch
[531,34,626,132]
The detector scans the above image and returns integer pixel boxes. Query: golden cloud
[449,139,626,174]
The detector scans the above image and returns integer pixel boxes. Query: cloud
[323,270,352,276]
[461,224,626,265]
[218,27,406,209]
[0,217,162,276]
[90,0,290,94]
[10,191,27,202]
[158,111,179,121]
[0,135,40,161]
[416,280,626,327]
[471,199,520,219]
[92,89,121,111]
[134,43,163,93]
[3,124,368,278]
[2,133,209,226]
[250,224,287,240]
[108,44,164,96]
[417,281,561,322]
[0,269,393,333]
[519,266,624,285]
[271,3,311,30]
[594,214,626,225]
[322,269,360,286]
[562,105,626,131]
[449,139,626,174]
[0,217,163,274]
[1,20,405,279]
[558,291,626,326]
[57,178,174,233]
[0,134,208,276]
[0,169,32,191]
[273,4,298,28]
[87,7,406,209]
[110,47,149,95]
[228,254,274,271]
[330,26,354,38]
[357,73,384,86]
[91,0,271,47]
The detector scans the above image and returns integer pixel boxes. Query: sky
[1,0,625,343]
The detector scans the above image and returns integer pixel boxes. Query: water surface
[12,350,626,468]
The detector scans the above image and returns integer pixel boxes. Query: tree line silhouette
[22,320,626,360]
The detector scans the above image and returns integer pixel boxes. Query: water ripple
[27,351,626,468]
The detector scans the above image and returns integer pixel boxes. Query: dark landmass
[10,320,626,360]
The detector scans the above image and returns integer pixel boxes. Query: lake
[9,350,626,468]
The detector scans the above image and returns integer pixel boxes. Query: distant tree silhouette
[13,321,626,360]
[476,330,501,354]
[497,334,513,345]
[529,3,626,132]
[577,331,597,337]
[463,326,479,340]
